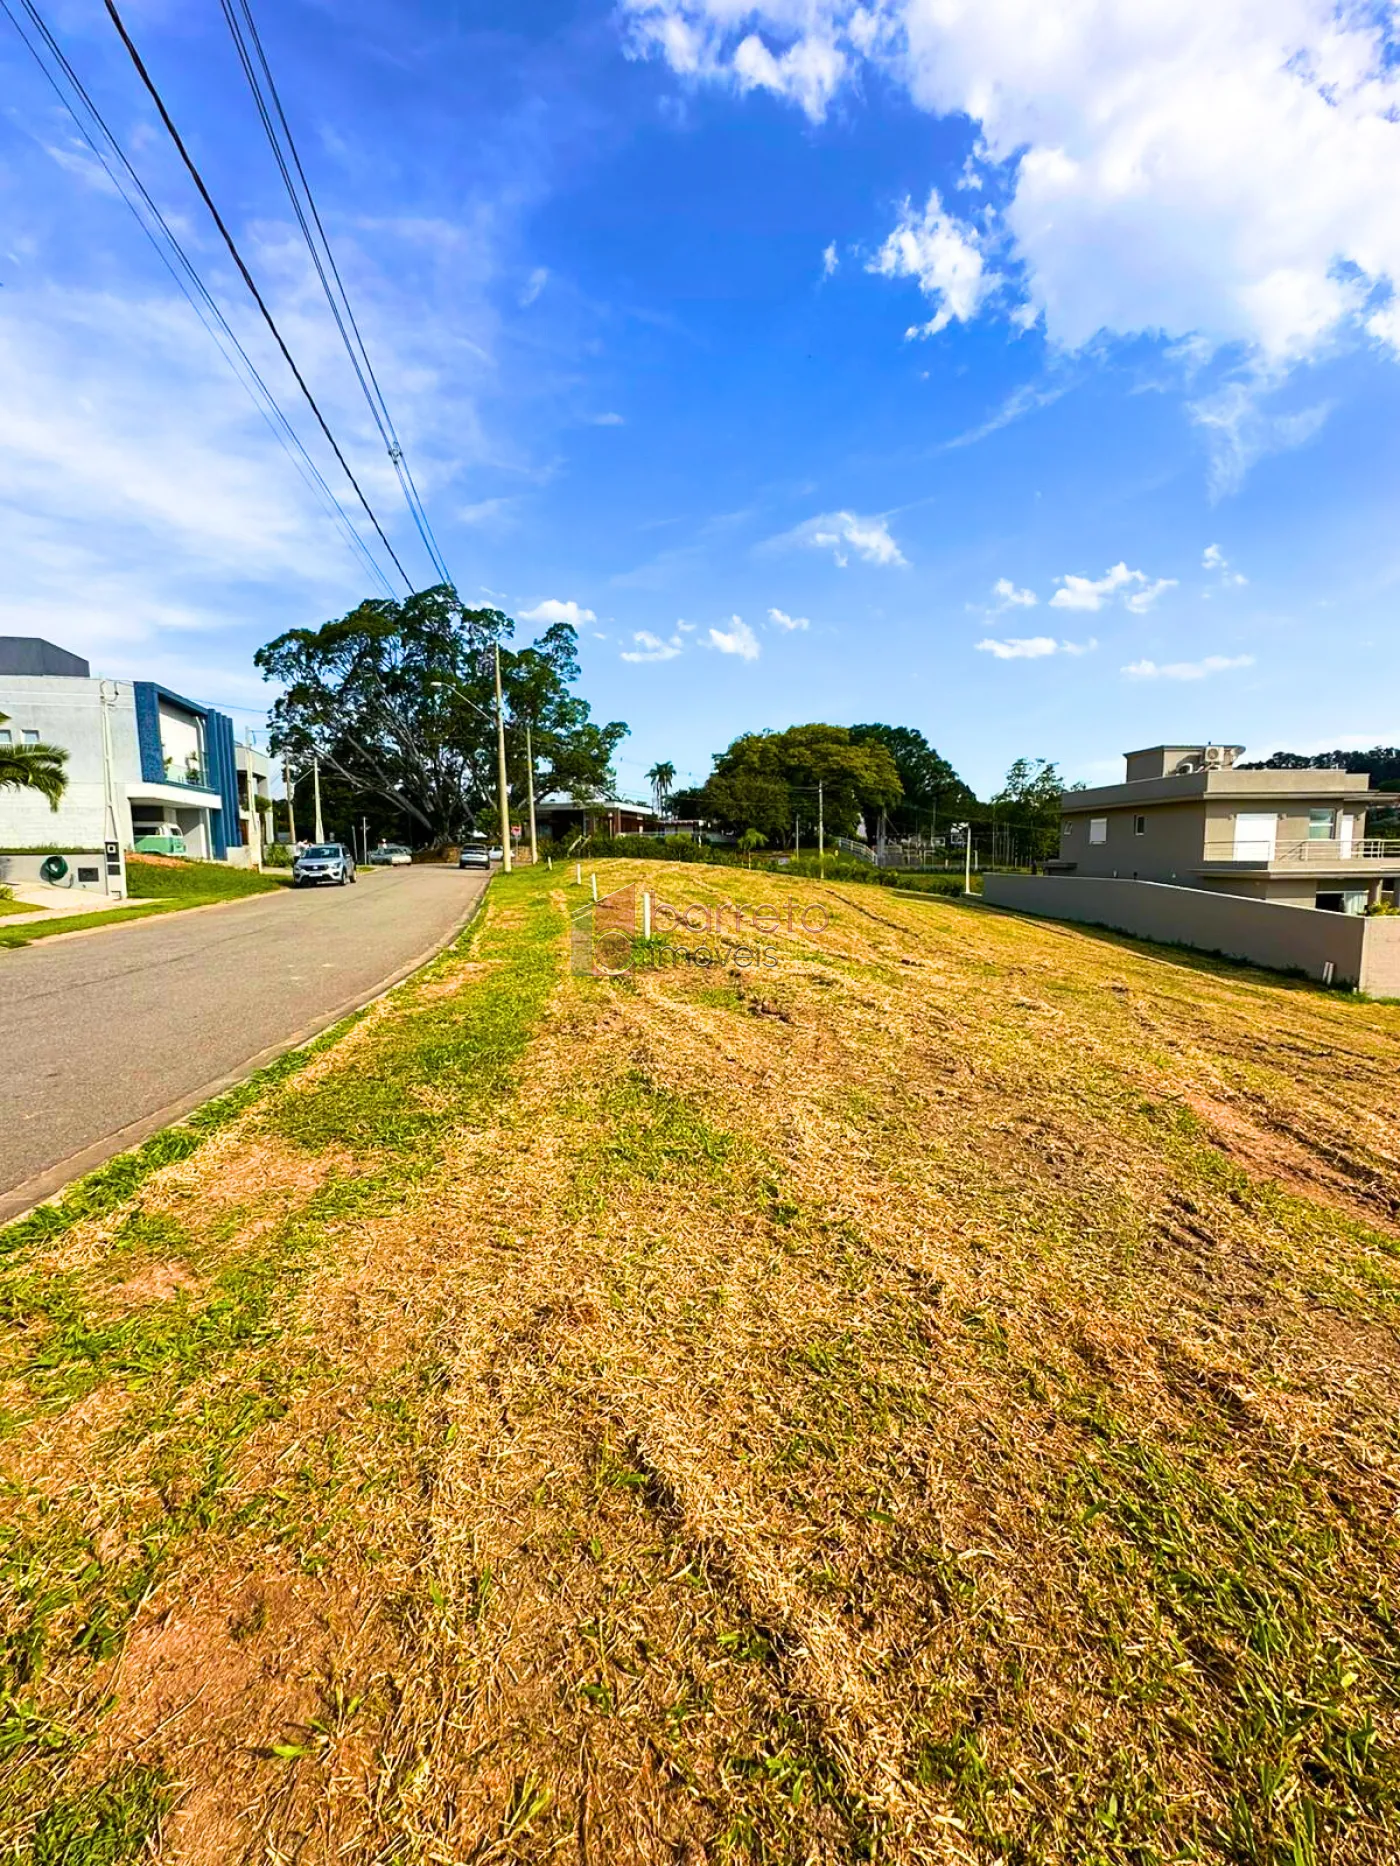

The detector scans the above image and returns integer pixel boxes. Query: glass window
[1134,815,1146,835]
[1089,818,1108,845]
[0,729,11,745]
[22,729,39,746]
[1308,809,1336,840]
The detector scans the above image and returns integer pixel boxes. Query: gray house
[1055,744,1399,912]
[0,637,245,863]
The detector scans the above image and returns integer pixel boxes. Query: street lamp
[433,649,512,874]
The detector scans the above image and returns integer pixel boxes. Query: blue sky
[2,0,1398,800]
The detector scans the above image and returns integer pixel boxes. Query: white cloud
[822,241,839,278]
[1190,382,1331,498]
[868,189,994,338]
[708,615,761,659]
[590,411,626,426]
[1050,563,1174,613]
[519,598,597,625]
[622,0,1400,381]
[620,629,684,663]
[977,635,1095,660]
[991,578,1036,610]
[458,498,514,527]
[776,509,906,567]
[1203,542,1248,586]
[767,606,810,631]
[519,266,549,307]
[1123,578,1179,615]
[1122,653,1255,680]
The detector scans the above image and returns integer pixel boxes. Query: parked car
[293,842,356,887]
[488,846,504,862]
[369,843,412,866]
[458,841,490,870]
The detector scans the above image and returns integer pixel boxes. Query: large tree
[255,586,626,845]
[698,724,902,842]
[992,757,1082,859]
[0,712,67,810]
[849,724,977,838]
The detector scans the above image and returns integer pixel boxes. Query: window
[1134,814,1146,836]
[1089,817,1108,845]
[22,729,39,746]
[0,729,10,745]
[1308,809,1336,840]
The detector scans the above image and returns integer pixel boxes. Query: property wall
[983,873,1376,989]
[0,851,107,892]
[1359,919,1400,999]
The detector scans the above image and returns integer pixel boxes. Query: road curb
[0,875,492,1229]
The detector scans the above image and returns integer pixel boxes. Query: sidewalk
[0,883,153,925]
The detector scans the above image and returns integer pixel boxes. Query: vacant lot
[3,862,1399,1864]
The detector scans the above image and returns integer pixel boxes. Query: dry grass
[2,861,1399,1864]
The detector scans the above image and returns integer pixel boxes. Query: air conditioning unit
[1202,745,1226,768]
[1174,757,1201,775]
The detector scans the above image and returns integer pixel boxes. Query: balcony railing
[1203,837,1400,865]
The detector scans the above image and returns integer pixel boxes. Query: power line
[101,0,415,593]
[220,0,453,589]
[0,0,400,599]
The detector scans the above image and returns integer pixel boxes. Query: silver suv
[293,842,356,887]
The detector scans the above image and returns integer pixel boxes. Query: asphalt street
[0,865,486,1222]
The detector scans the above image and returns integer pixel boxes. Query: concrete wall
[0,851,108,892]
[982,873,1384,991]
[1360,919,1400,999]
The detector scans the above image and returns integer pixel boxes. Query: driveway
[0,866,487,1223]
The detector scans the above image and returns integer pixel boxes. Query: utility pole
[964,819,973,895]
[361,815,368,868]
[795,814,800,858]
[313,755,325,843]
[524,718,538,867]
[817,779,825,878]
[284,755,297,848]
[494,642,512,874]
[244,728,263,870]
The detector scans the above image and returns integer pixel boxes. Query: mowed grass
[1,860,1399,1863]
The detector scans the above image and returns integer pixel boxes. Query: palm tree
[645,760,676,816]
[0,713,67,810]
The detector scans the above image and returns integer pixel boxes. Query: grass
[1,859,1399,1860]
[0,898,45,919]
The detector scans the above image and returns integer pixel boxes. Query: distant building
[0,637,245,862]
[532,794,662,839]
[1055,743,1399,912]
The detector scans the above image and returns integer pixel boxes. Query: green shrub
[262,841,292,868]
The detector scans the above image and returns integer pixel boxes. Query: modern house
[0,637,245,863]
[532,794,662,840]
[1055,744,1399,912]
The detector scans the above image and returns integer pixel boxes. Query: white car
[293,843,356,887]
[370,843,412,866]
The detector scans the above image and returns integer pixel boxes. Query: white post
[642,890,651,939]
[964,821,973,895]
[591,873,598,902]
[98,682,126,899]
[576,862,582,886]
[817,779,824,877]
[494,642,512,875]
[313,755,325,843]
